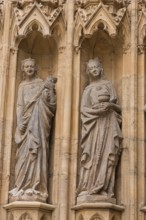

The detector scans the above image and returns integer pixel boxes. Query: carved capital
[138,44,146,54]
[0,0,4,27]
[58,46,65,53]
[10,47,18,55]
[123,43,131,54]
[138,0,146,16]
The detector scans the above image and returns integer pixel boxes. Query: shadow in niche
[77,28,123,203]
[10,30,58,204]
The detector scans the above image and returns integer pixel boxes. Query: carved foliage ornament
[11,0,65,38]
[75,0,128,26]
[12,0,62,25]
[74,0,130,47]
[19,213,32,220]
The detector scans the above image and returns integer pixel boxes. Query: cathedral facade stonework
[0,1,146,220]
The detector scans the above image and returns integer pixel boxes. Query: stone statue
[77,58,122,203]
[9,58,57,203]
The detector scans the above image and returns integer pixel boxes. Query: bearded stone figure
[9,58,57,203]
[77,58,122,203]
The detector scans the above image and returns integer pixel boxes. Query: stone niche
[79,28,123,199]
[80,29,123,104]
[74,28,124,220]
[9,29,58,204]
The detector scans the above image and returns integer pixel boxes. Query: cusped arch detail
[90,213,104,220]
[17,4,51,38]
[78,214,84,220]
[87,19,116,38]
[19,212,32,220]
[74,2,117,48]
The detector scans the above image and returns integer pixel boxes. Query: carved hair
[86,57,105,78]
[21,58,38,80]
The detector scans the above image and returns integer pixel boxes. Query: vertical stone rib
[58,1,74,220]
[0,0,11,204]
[129,1,138,220]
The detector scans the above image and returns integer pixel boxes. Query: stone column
[120,44,131,220]
[138,45,146,219]
[128,1,138,220]
[69,47,81,219]
[58,1,75,220]
[0,1,12,219]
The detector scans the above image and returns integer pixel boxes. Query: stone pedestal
[72,203,124,220]
[4,201,55,220]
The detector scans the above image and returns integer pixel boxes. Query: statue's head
[86,57,104,79]
[21,58,37,79]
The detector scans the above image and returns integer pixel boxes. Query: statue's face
[23,60,35,77]
[88,61,101,79]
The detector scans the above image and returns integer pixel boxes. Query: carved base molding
[4,201,55,220]
[77,194,116,204]
[72,203,125,220]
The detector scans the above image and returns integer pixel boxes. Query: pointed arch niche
[80,29,123,101]
[72,28,124,204]
[9,28,58,203]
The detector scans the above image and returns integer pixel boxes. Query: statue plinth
[77,193,116,204]
[72,203,124,220]
[4,201,55,220]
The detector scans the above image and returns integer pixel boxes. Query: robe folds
[77,80,122,196]
[12,78,56,200]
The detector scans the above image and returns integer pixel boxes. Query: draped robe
[77,80,122,196]
[10,78,56,201]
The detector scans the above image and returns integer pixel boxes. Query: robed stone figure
[77,58,122,202]
[9,58,57,202]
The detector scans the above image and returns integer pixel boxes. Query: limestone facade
[0,0,146,220]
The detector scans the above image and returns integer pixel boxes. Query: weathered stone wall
[0,0,146,220]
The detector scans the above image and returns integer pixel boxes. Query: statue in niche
[77,58,122,203]
[9,58,57,203]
